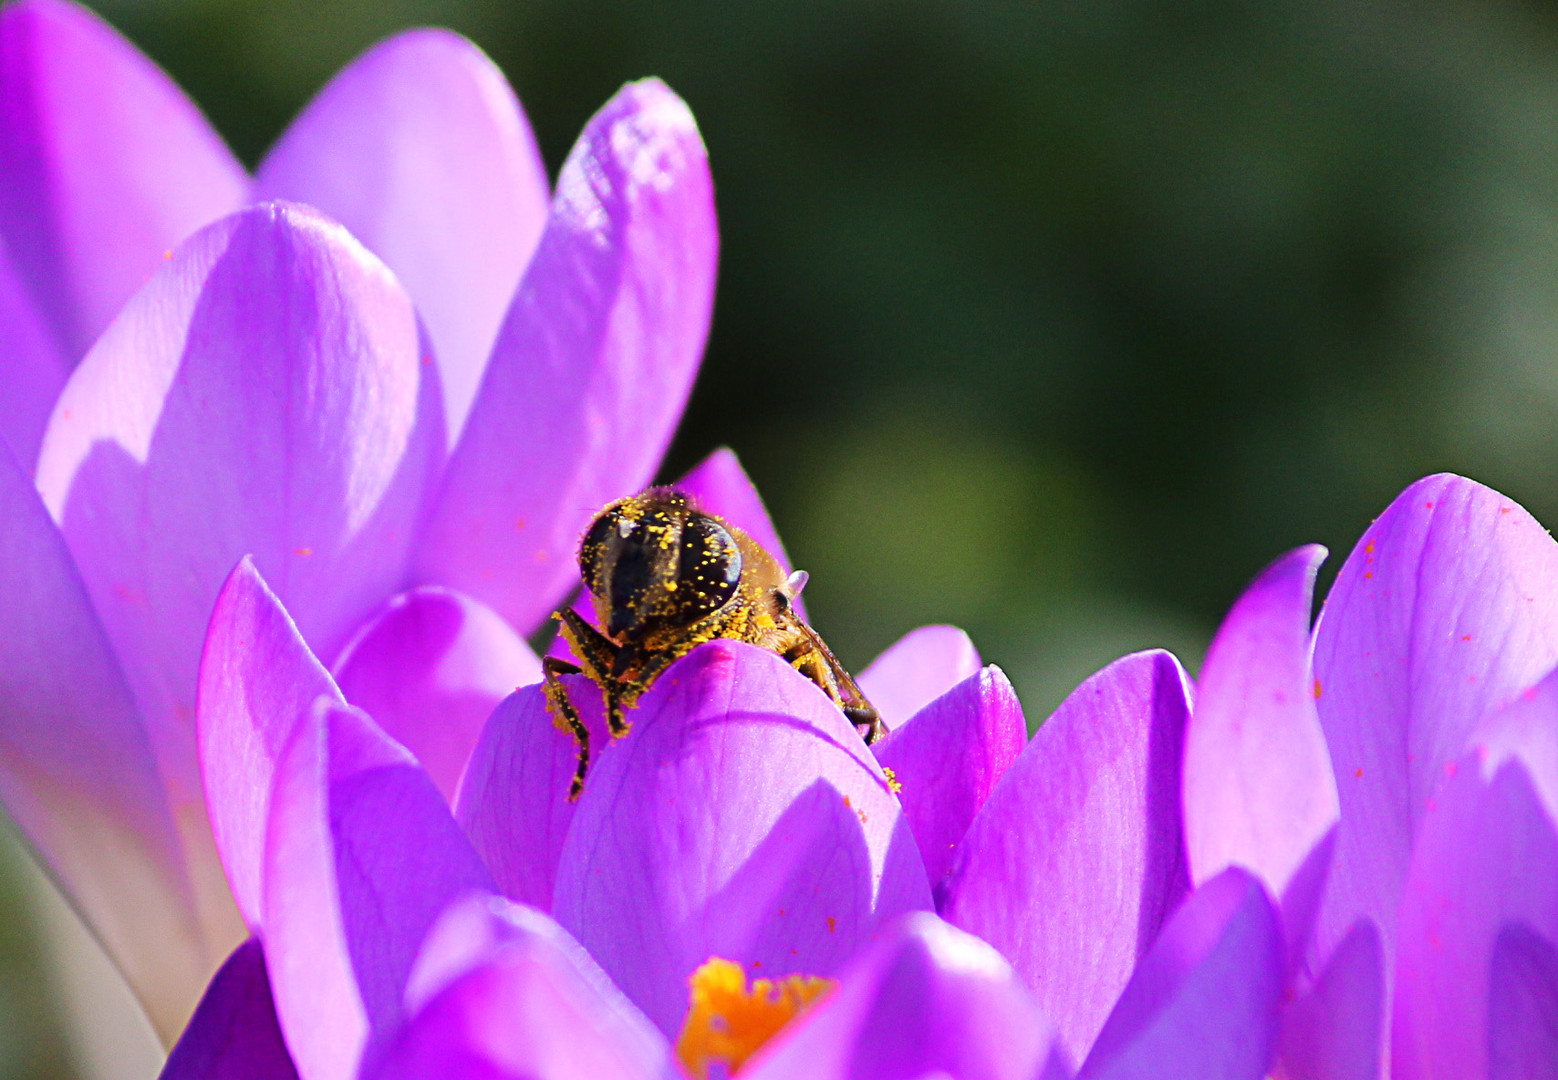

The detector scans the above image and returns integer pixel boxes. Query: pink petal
[333,586,542,804]
[160,938,300,1080]
[0,0,246,361]
[197,557,342,930]
[677,446,801,611]
[414,78,717,633]
[1392,732,1558,1078]
[454,683,609,911]
[859,625,983,729]
[0,439,211,1041]
[364,893,671,1080]
[254,29,549,442]
[263,699,494,1080]
[37,203,443,842]
[551,640,931,1035]
[1183,544,1339,967]
[0,234,67,465]
[744,912,1069,1080]
[939,650,1193,1065]
[1078,868,1283,1080]
[872,665,1027,885]
[1312,475,1558,971]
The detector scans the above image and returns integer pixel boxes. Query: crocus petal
[1183,544,1338,965]
[939,650,1193,1066]
[677,447,802,609]
[858,626,983,729]
[552,639,932,1036]
[263,699,495,1080]
[1276,920,1384,1080]
[197,557,342,930]
[0,439,209,1042]
[414,78,717,633]
[1077,868,1283,1080]
[743,912,1069,1080]
[455,683,609,911]
[1312,475,1558,968]
[0,235,67,465]
[0,0,246,361]
[1392,739,1558,1078]
[36,202,444,844]
[159,938,299,1080]
[363,893,672,1080]
[1488,924,1558,1080]
[872,665,1026,885]
[1471,664,1558,821]
[333,586,542,804]
[254,29,549,441]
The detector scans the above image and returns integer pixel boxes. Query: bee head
[579,490,743,640]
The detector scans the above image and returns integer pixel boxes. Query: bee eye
[671,514,741,625]
[579,509,623,594]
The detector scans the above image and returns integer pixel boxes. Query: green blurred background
[12,0,1558,1074]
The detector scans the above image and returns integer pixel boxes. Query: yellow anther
[675,958,834,1078]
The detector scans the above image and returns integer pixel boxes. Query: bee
[543,487,885,799]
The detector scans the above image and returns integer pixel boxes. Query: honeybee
[544,487,885,799]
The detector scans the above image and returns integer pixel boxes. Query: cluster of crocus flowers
[0,2,1553,1079]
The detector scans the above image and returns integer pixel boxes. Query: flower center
[674,957,835,1078]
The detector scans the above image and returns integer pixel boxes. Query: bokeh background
[10,0,1558,1075]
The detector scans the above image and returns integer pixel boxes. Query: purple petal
[333,586,542,804]
[939,650,1193,1066]
[454,682,609,911]
[1276,920,1385,1080]
[36,202,444,846]
[414,78,717,633]
[677,447,801,612]
[254,29,549,441]
[1471,665,1558,821]
[160,938,299,1080]
[364,893,672,1080]
[197,557,342,930]
[1078,868,1283,1080]
[743,912,1069,1080]
[0,235,67,465]
[552,639,932,1035]
[1392,746,1558,1079]
[0,438,211,1041]
[1488,924,1558,1080]
[858,626,983,729]
[872,665,1027,885]
[263,699,495,1080]
[1183,545,1339,966]
[0,0,247,361]
[1312,475,1558,969]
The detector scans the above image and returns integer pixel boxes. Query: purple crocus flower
[0,0,715,1039]
[161,511,1296,1080]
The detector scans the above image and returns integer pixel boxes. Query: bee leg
[554,608,617,684]
[786,642,849,707]
[554,608,636,740]
[603,611,735,735]
[845,703,888,745]
[542,655,592,801]
[785,640,887,745]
